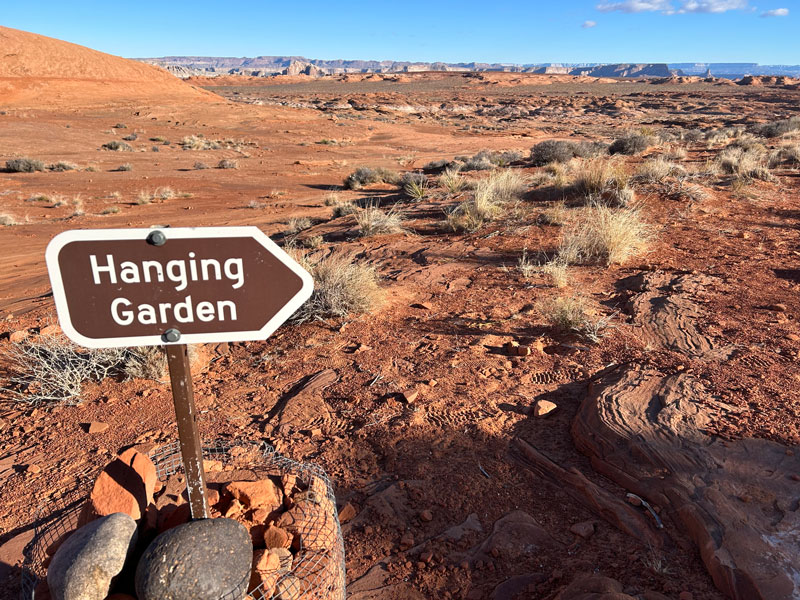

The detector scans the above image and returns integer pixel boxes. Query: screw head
[147,230,167,246]
[163,328,181,343]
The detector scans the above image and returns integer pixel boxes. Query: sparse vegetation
[181,135,222,150]
[288,251,383,323]
[609,132,654,156]
[218,159,239,169]
[101,206,121,215]
[0,214,18,226]
[573,158,632,204]
[530,140,577,166]
[113,123,127,129]
[303,235,324,249]
[3,336,127,403]
[401,172,428,199]
[536,294,613,343]
[438,168,469,194]
[115,163,133,172]
[716,146,773,182]
[750,116,800,139]
[540,259,570,288]
[6,158,45,172]
[48,161,79,172]
[122,133,138,142]
[287,217,313,234]
[344,166,400,190]
[101,140,133,152]
[635,157,683,183]
[558,203,653,266]
[331,202,358,218]
[457,149,523,171]
[193,161,209,170]
[446,169,527,232]
[356,203,406,236]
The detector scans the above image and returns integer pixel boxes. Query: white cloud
[677,0,749,12]
[597,0,673,12]
[596,0,750,13]
[761,7,789,16]
[582,20,598,27]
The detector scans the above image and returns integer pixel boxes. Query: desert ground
[1,26,800,600]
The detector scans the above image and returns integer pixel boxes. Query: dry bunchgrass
[536,294,613,342]
[558,203,653,266]
[446,169,528,232]
[288,251,383,323]
[635,156,683,183]
[356,204,406,236]
[331,202,358,218]
[438,168,469,194]
[769,144,800,168]
[541,259,570,288]
[573,158,630,196]
[181,135,222,150]
[0,214,18,226]
[287,217,313,234]
[716,147,773,182]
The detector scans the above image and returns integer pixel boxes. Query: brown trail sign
[46,227,313,518]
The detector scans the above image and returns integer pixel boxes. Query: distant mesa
[142,56,800,82]
[0,26,217,109]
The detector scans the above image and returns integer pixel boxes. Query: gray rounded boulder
[48,512,138,600]
[135,517,253,600]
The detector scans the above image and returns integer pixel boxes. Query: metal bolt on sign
[45,227,314,520]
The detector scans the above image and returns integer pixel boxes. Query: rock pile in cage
[22,440,346,600]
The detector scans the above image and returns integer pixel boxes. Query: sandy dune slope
[0,26,218,108]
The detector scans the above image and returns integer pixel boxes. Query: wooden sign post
[46,227,313,519]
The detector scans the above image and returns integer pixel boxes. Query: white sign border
[45,226,314,349]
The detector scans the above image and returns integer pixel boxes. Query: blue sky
[2,0,796,64]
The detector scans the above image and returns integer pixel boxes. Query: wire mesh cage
[21,439,346,600]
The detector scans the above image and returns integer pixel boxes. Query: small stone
[402,389,419,403]
[399,531,414,550]
[39,324,63,337]
[419,509,433,522]
[225,479,283,512]
[504,341,520,355]
[136,518,252,600]
[9,330,29,343]
[515,346,532,357]
[411,303,432,310]
[679,593,694,600]
[428,379,438,387]
[203,459,223,472]
[85,422,109,434]
[26,464,42,474]
[48,513,138,600]
[769,303,788,312]
[338,502,357,523]
[263,524,292,549]
[420,550,434,563]
[569,521,595,539]
[533,400,557,417]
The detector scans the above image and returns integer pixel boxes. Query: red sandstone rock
[225,479,283,512]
